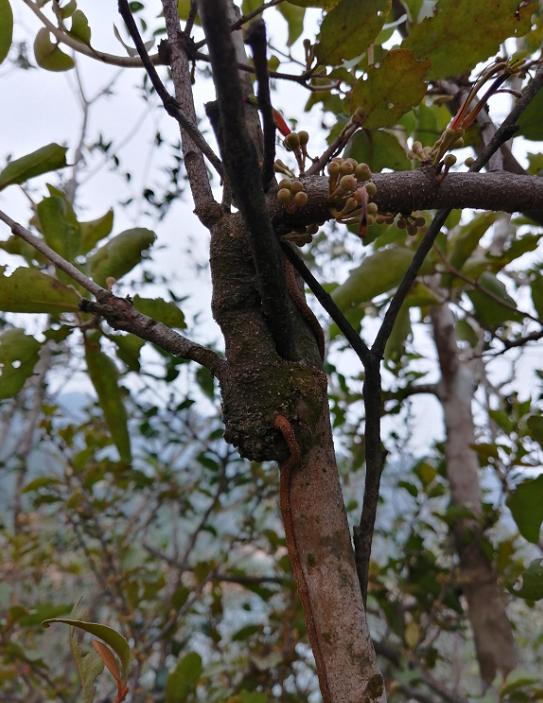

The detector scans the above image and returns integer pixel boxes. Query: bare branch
[161,0,218,217]
[197,0,296,361]
[118,0,223,184]
[245,19,276,189]
[0,209,104,297]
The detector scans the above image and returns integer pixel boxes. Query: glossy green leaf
[277,3,305,46]
[507,475,543,544]
[69,9,91,45]
[0,328,41,400]
[0,143,68,190]
[509,559,543,601]
[403,0,533,80]
[467,271,520,329]
[133,295,186,329]
[0,266,80,313]
[34,28,75,71]
[89,228,156,285]
[332,246,429,309]
[344,129,411,172]
[80,209,114,254]
[165,652,202,703]
[84,336,132,463]
[315,0,390,65]
[37,193,81,261]
[349,49,430,128]
[0,0,13,64]
[43,618,131,679]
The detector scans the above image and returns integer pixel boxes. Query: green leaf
[0,328,41,400]
[277,3,305,46]
[332,246,430,309]
[34,28,75,71]
[507,475,543,544]
[346,128,411,172]
[19,603,72,627]
[527,415,543,448]
[42,618,131,680]
[80,209,114,254]
[349,49,430,129]
[516,83,543,140]
[384,302,411,361]
[0,0,13,64]
[196,366,215,400]
[448,213,496,272]
[467,271,520,329]
[59,0,77,18]
[403,0,533,80]
[84,336,132,463]
[0,143,68,190]
[89,228,156,286]
[315,0,390,65]
[110,333,144,372]
[70,628,104,703]
[531,275,543,318]
[0,266,80,313]
[165,652,202,703]
[37,193,81,260]
[288,0,339,7]
[133,295,186,329]
[69,9,91,45]
[239,692,268,703]
[509,559,543,601]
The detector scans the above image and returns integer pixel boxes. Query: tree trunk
[210,212,386,702]
[431,303,517,685]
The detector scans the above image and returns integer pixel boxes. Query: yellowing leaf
[0,266,81,313]
[349,49,430,128]
[0,0,13,64]
[403,0,534,80]
[315,0,390,65]
[0,328,41,399]
[0,143,68,190]
[34,27,75,71]
[84,335,132,463]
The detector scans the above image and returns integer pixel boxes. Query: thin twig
[198,0,295,361]
[0,209,103,296]
[306,122,360,176]
[245,19,276,190]
[117,0,223,178]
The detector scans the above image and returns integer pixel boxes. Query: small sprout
[290,180,304,194]
[443,153,457,167]
[298,130,309,146]
[284,132,300,151]
[367,202,378,215]
[412,140,423,154]
[294,191,308,208]
[274,159,294,176]
[355,163,371,181]
[366,181,377,197]
[327,161,340,175]
[277,188,292,204]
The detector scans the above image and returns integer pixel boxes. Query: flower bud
[298,130,309,146]
[294,191,308,208]
[277,188,292,204]
[290,180,304,194]
[355,163,371,180]
[365,181,377,197]
[284,132,300,151]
